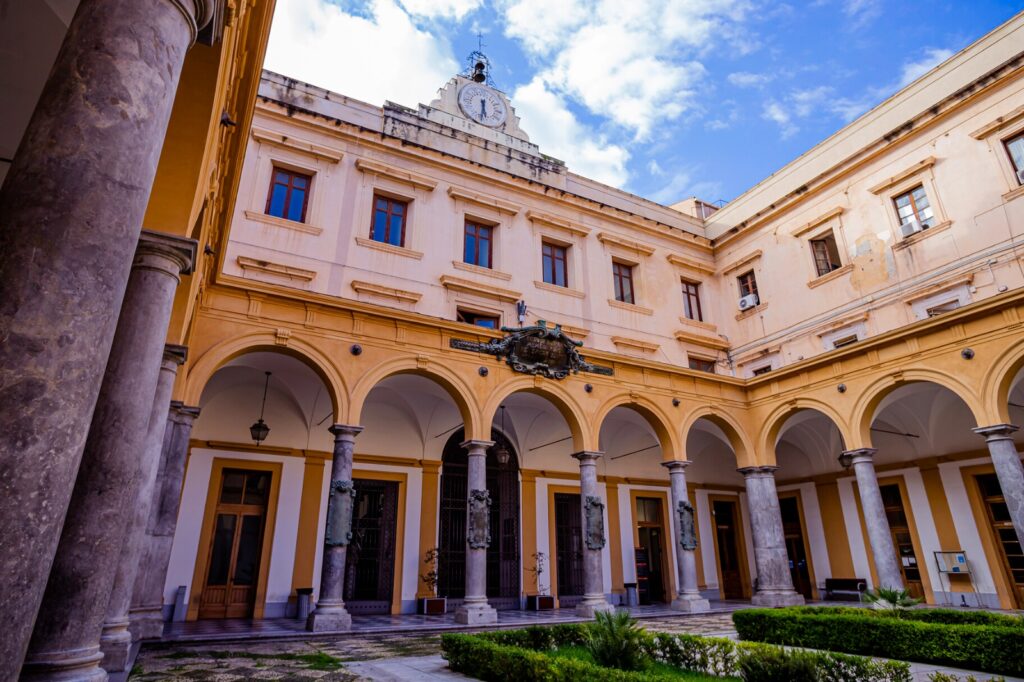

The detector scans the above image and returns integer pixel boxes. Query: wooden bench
[824,578,867,601]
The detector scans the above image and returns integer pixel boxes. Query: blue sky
[265,0,1024,206]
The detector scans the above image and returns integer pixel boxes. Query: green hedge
[782,606,1024,629]
[733,608,1024,676]
[442,625,911,682]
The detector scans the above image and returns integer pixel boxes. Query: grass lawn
[548,645,740,681]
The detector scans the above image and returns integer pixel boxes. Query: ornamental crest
[467,489,492,549]
[583,495,606,550]
[450,321,613,379]
[676,500,698,551]
[325,480,357,547]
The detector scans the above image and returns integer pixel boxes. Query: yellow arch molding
[590,394,681,461]
[757,398,854,466]
[679,406,756,468]
[981,337,1024,426]
[479,377,591,451]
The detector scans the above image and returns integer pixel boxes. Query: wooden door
[880,484,924,599]
[635,497,668,603]
[344,479,399,614]
[554,492,584,601]
[780,496,813,600]
[976,473,1024,607]
[712,499,745,599]
[198,469,271,619]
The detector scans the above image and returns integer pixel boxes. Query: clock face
[458,84,508,128]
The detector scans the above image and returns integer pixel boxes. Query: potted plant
[419,547,447,615]
[526,551,555,610]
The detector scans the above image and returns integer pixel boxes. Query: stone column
[739,466,805,607]
[21,232,196,682]
[129,401,200,640]
[99,345,186,672]
[0,1,213,672]
[843,449,904,591]
[973,425,1024,551]
[573,451,614,618]
[662,461,710,612]
[455,440,499,625]
[308,425,364,632]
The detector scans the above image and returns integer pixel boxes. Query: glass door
[976,473,1024,607]
[880,484,924,599]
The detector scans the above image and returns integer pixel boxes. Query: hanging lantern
[250,371,272,445]
[492,405,511,466]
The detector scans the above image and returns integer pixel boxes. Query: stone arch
[982,338,1024,426]
[680,407,755,467]
[183,331,346,420]
[591,394,680,461]
[349,358,480,436]
[851,370,985,449]
[758,398,853,465]
[480,377,590,451]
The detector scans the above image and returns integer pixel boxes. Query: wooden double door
[880,484,924,599]
[554,492,584,604]
[976,473,1024,607]
[343,478,399,614]
[712,499,748,599]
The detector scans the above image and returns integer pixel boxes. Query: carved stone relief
[467,489,492,549]
[677,500,698,551]
[325,479,356,547]
[583,495,606,550]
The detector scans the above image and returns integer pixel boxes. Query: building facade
[163,14,1024,630]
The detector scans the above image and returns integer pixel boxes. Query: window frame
[612,260,636,305]
[681,279,703,322]
[463,219,495,269]
[810,231,843,277]
[1005,132,1024,184]
[737,270,759,300]
[751,365,773,377]
[542,240,569,288]
[369,193,408,247]
[456,308,500,329]
[688,356,716,373]
[892,184,935,230]
[265,167,313,223]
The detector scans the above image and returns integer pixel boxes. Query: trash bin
[296,587,314,620]
[624,582,638,607]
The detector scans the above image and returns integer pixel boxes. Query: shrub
[863,588,921,616]
[736,646,818,682]
[585,610,651,671]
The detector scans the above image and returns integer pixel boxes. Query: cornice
[350,280,422,304]
[251,126,344,163]
[447,186,521,215]
[439,274,521,303]
[354,158,437,191]
[597,232,656,256]
[867,156,937,195]
[236,256,316,282]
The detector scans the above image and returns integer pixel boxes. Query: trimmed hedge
[442,624,912,682]
[733,607,1024,676]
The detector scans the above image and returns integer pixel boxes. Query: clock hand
[480,98,487,119]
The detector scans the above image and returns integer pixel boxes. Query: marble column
[573,451,614,618]
[455,440,499,625]
[308,425,364,632]
[739,466,805,607]
[843,449,904,591]
[662,461,710,612]
[99,345,186,672]
[21,232,196,681]
[130,401,201,640]
[973,425,1024,551]
[0,1,213,672]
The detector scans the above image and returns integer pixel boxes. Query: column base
[306,608,352,632]
[20,646,108,682]
[575,596,615,618]
[128,608,165,641]
[751,590,805,607]
[99,620,132,673]
[671,596,711,613]
[454,601,498,625]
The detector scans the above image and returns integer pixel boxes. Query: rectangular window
[810,232,842,277]
[542,241,568,287]
[831,334,859,349]
[737,270,758,299]
[463,220,493,268]
[681,280,703,321]
[265,167,311,223]
[612,261,635,304]
[370,194,407,247]
[751,365,773,376]
[893,185,935,230]
[926,300,961,317]
[688,357,715,373]
[456,309,500,329]
[1006,133,1024,184]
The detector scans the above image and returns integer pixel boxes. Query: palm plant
[863,586,921,615]
[585,610,649,671]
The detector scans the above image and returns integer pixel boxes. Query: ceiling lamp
[492,405,511,466]
[250,371,272,446]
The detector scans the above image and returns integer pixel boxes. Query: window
[810,232,842,277]
[265,167,311,222]
[542,241,568,287]
[370,194,407,247]
[681,280,703,321]
[926,300,961,317]
[612,261,635,304]
[457,309,500,329]
[463,220,493,268]
[831,334,859,349]
[688,357,716,373]
[751,365,773,377]
[893,185,935,230]
[737,270,758,300]
[1006,132,1024,184]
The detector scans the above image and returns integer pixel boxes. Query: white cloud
[648,160,664,176]
[842,0,881,29]
[762,100,798,138]
[399,0,481,21]
[727,71,774,88]
[512,77,630,187]
[501,0,587,55]
[897,48,954,88]
[647,167,722,204]
[264,0,459,108]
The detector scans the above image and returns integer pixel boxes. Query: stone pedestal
[573,451,614,618]
[0,1,212,675]
[455,440,498,625]
[663,461,710,613]
[129,402,201,640]
[308,425,364,632]
[844,449,904,591]
[973,425,1024,553]
[100,345,186,672]
[739,466,805,607]
[22,233,195,681]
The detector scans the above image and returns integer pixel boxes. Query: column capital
[737,465,778,478]
[169,401,201,423]
[329,424,364,440]
[662,460,691,473]
[137,230,197,276]
[163,344,188,366]
[973,424,1020,441]
[841,448,877,467]
[572,450,604,464]
[460,439,494,455]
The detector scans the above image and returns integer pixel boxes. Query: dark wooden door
[636,496,668,603]
[713,499,745,599]
[344,479,399,614]
[199,469,270,619]
[780,496,813,599]
[880,484,924,600]
[977,473,1024,607]
[554,492,584,603]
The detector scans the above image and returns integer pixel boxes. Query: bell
[472,61,486,83]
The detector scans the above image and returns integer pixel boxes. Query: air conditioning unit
[1016,168,1024,185]
[900,219,923,238]
[738,294,759,311]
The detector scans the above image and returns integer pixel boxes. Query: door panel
[344,479,399,614]
[554,492,584,603]
[713,499,745,599]
[779,496,813,600]
[880,484,923,600]
[977,473,1024,607]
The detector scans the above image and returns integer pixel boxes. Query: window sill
[807,263,853,289]
[452,260,512,280]
[354,237,423,260]
[244,210,323,236]
[892,220,952,251]
[533,280,585,298]
[1003,184,1024,202]
[735,302,768,321]
[677,316,718,333]
[607,298,654,316]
